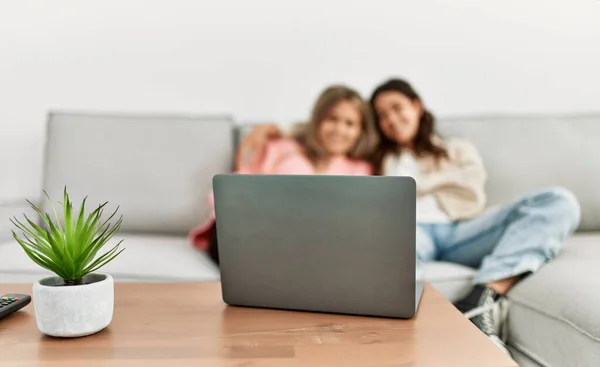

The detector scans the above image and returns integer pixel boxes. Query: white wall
[1,0,599,202]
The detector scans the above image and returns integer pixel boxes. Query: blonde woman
[190,85,379,265]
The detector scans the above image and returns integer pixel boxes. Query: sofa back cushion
[42,112,234,235]
[236,114,600,231]
[437,114,600,231]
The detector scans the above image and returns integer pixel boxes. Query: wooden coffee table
[0,282,516,366]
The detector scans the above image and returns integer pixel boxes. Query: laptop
[212,174,423,318]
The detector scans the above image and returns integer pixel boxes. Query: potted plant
[10,187,125,338]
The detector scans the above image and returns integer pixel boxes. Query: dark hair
[369,78,447,175]
[294,85,379,163]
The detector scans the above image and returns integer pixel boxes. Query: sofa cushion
[0,234,220,283]
[0,202,36,243]
[422,262,476,302]
[41,112,234,236]
[2,231,475,305]
[507,346,544,367]
[506,234,600,367]
[437,114,600,232]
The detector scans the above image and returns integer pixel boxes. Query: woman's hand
[236,124,282,169]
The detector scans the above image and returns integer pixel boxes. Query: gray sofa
[1,111,599,366]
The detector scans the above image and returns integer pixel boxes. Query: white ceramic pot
[32,273,114,338]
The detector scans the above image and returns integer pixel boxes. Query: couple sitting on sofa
[189,77,581,353]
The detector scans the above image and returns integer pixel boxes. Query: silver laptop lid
[213,174,419,318]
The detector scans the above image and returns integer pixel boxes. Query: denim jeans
[416,187,581,284]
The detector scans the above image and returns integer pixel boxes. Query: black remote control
[0,294,32,320]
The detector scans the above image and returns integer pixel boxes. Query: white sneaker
[464,287,510,354]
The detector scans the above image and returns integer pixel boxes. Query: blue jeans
[416,187,581,284]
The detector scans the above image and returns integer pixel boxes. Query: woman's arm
[236,124,283,170]
[418,138,488,219]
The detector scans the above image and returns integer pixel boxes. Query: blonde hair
[294,85,379,163]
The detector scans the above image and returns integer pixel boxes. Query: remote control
[0,294,31,320]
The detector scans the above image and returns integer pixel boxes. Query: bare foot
[487,276,520,296]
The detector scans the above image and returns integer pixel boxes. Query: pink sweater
[188,138,372,250]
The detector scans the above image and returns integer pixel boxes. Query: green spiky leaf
[10,187,125,285]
